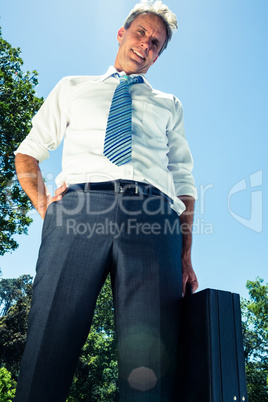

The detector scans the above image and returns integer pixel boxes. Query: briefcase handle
[185,282,193,297]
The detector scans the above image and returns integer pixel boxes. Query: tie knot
[120,75,144,86]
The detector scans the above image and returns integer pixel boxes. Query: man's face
[114,13,167,75]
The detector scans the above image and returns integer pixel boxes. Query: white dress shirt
[15,66,197,215]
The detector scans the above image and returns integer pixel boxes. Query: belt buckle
[116,181,139,194]
[84,183,90,193]
[114,181,124,194]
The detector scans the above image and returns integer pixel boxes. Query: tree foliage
[0,27,43,256]
[0,274,32,316]
[241,277,268,401]
[0,367,16,402]
[0,275,118,400]
[0,276,32,378]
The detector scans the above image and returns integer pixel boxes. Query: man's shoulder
[59,73,105,87]
[149,86,183,110]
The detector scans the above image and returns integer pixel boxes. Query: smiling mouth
[132,49,145,60]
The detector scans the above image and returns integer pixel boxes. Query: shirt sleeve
[167,97,197,199]
[14,77,69,163]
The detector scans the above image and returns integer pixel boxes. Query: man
[14,1,198,400]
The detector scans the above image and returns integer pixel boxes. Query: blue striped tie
[103,74,144,166]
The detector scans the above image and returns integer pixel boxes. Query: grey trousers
[14,182,183,401]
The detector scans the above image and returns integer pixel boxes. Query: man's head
[114,0,178,75]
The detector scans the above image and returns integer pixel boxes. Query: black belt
[67,180,172,202]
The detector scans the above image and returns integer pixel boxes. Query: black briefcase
[178,288,248,401]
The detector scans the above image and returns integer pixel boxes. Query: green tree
[0,274,32,316]
[0,278,32,378]
[0,275,118,398]
[0,367,16,402]
[241,277,268,401]
[0,27,43,257]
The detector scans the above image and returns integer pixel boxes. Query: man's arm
[15,153,66,220]
[178,195,198,295]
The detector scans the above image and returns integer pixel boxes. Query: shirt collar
[100,66,152,90]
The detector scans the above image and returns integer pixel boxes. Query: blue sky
[0,0,267,299]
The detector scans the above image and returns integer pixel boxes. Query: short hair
[123,0,178,55]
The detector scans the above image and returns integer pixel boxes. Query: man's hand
[41,183,67,219]
[181,253,198,296]
[15,153,67,220]
[47,183,67,206]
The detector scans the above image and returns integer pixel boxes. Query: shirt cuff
[14,136,49,163]
[175,184,198,200]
